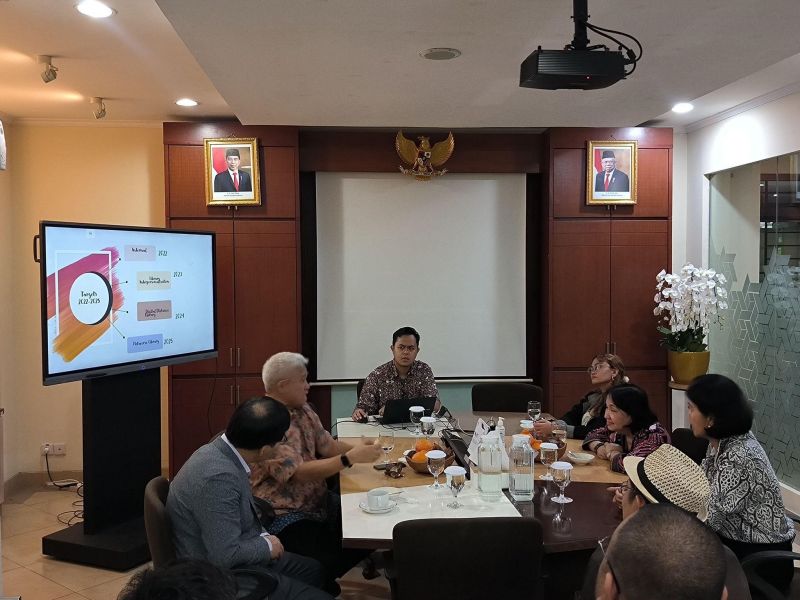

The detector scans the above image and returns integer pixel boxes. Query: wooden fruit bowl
[403,444,456,474]
[532,438,567,463]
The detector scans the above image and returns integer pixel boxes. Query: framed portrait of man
[203,137,261,206]
[586,140,637,205]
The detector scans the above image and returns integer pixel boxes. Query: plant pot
[668,350,710,385]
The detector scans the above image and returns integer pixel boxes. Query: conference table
[338,414,625,598]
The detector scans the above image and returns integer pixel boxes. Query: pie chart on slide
[69,271,113,325]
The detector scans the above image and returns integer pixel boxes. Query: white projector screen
[315,173,526,380]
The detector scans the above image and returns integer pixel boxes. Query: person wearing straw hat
[581,444,751,600]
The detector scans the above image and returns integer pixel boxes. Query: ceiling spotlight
[90,97,106,119]
[175,98,199,107]
[671,102,694,114]
[37,55,58,83]
[76,0,115,18]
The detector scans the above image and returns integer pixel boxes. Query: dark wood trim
[547,127,673,149]
[299,130,543,173]
[163,122,298,147]
[299,171,318,381]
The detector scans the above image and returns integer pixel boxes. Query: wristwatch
[340,454,353,469]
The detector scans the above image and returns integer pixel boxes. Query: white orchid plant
[654,264,729,352]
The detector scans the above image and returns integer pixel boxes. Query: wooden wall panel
[553,148,612,218]
[551,370,593,420]
[167,146,234,219]
[299,131,543,173]
[550,220,611,368]
[548,127,673,149]
[613,147,671,218]
[627,369,669,429]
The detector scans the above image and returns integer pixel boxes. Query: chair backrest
[670,428,709,465]
[392,517,543,600]
[471,382,543,413]
[143,476,177,569]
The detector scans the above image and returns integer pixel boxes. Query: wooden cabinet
[165,123,300,475]
[169,376,265,472]
[545,127,671,428]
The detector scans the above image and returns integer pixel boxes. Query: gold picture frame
[586,140,637,205]
[204,137,261,206]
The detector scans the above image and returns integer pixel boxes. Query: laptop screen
[379,397,436,425]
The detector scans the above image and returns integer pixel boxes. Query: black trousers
[278,518,370,588]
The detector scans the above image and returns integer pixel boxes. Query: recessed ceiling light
[671,102,694,114]
[420,48,461,61]
[76,1,115,18]
[175,98,199,107]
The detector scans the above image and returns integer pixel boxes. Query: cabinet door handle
[605,341,612,353]
[236,385,240,406]
[229,348,234,368]
[236,347,241,368]
[229,385,235,406]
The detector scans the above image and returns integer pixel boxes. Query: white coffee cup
[366,488,390,510]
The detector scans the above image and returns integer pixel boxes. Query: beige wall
[5,123,167,479]
[0,122,13,490]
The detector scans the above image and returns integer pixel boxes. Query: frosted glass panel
[708,154,800,489]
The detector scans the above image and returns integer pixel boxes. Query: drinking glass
[550,461,573,504]
[527,400,542,422]
[377,431,395,466]
[539,442,558,480]
[409,406,424,436]
[444,465,467,509]
[420,416,436,438]
[426,450,446,490]
[552,428,567,444]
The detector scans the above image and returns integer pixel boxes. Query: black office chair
[356,378,366,400]
[741,550,800,600]
[143,476,277,600]
[670,428,709,465]
[390,517,543,600]
[471,382,543,413]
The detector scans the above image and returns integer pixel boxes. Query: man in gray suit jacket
[167,396,331,600]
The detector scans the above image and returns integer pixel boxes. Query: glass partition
[708,151,800,489]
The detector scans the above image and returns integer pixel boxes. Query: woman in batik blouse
[687,374,795,594]
[582,383,670,473]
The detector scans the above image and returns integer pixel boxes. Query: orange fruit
[414,438,435,453]
[411,451,428,463]
[530,438,542,451]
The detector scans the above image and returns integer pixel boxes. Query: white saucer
[358,500,397,514]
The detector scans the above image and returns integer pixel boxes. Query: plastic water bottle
[477,431,503,502]
[509,434,535,502]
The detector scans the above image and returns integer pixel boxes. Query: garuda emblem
[396,131,455,181]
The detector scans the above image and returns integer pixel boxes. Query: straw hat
[623,444,710,521]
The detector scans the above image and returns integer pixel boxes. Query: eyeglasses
[587,363,609,373]
[618,482,630,494]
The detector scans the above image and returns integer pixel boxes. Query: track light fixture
[90,97,106,120]
[37,55,58,83]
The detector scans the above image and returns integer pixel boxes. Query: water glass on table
[444,465,467,508]
[527,400,541,422]
[409,406,424,436]
[377,431,395,466]
[550,461,573,504]
[539,442,558,480]
[426,449,447,489]
[420,416,436,438]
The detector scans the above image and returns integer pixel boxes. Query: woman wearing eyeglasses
[533,353,626,440]
[687,374,795,594]
[582,383,669,473]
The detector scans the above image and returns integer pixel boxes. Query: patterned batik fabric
[249,403,337,517]
[703,431,795,544]
[355,359,439,415]
[582,423,671,473]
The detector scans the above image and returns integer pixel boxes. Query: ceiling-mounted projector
[520,0,641,91]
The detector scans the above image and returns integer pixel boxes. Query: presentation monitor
[37,221,217,385]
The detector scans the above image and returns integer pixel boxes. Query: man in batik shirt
[351,326,440,421]
[249,352,380,595]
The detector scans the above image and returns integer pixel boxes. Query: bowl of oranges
[403,438,456,474]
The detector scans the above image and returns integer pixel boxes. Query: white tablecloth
[341,483,521,544]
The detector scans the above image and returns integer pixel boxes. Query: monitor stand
[42,368,161,570]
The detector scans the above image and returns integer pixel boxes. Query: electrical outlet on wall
[40,442,66,456]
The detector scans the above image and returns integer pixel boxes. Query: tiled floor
[1,484,390,600]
